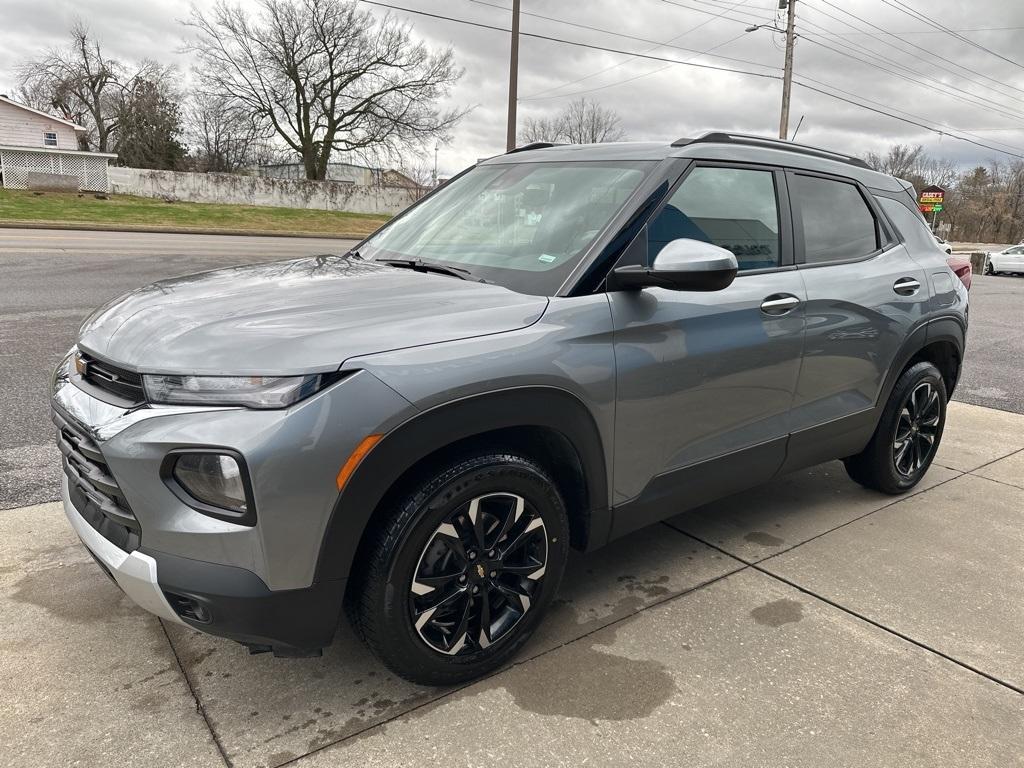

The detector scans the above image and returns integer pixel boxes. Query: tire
[844,361,947,495]
[984,259,995,275]
[349,452,570,685]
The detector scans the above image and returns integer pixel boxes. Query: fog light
[173,453,248,513]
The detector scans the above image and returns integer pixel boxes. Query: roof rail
[505,142,560,154]
[673,131,871,170]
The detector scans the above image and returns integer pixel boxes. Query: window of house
[791,174,879,263]
[43,132,58,147]
[649,166,781,270]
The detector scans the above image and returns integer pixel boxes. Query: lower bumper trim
[61,476,185,625]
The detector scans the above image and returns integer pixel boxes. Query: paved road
[2,228,1022,509]
[0,229,356,509]
[956,273,1024,414]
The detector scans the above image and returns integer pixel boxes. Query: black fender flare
[313,386,610,583]
[877,316,965,409]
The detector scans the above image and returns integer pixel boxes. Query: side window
[791,174,878,263]
[43,132,58,147]
[649,166,781,270]
[876,197,936,253]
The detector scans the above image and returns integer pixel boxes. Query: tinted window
[876,197,938,254]
[649,167,780,270]
[360,160,653,295]
[792,174,878,263]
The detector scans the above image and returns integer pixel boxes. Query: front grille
[79,353,146,404]
[53,406,141,551]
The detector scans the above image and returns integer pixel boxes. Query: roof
[483,132,905,193]
[0,95,87,132]
[0,144,117,158]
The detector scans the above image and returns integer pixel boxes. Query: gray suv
[51,132,967,685]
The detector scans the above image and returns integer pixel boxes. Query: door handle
[893,277,921,295]
[760,294,801,315]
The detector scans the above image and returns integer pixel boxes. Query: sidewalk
[2,401,1022,767]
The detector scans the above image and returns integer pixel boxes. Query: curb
[0,220,369,240]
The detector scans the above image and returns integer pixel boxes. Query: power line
[358,0,781,81]
[667,0,1024,115]
[883,0,1024,71]
[805,0,1024,100]
[795,29,1024,123]
[525,0,758,99]
[475,0,1024,130]
[521,31,752,101]
[812,25,1024,36]
[355,0,1024,160]
[469,0,766,100]
[666,0,1024,128]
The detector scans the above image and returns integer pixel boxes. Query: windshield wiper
[381,259,483,282]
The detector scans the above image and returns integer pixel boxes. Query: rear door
[784,169,930,470]
[609,162,806,526]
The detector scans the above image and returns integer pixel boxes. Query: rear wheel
[844,361,946,494]
[350,452,569,685]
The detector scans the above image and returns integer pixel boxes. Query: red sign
[919,185,945,206]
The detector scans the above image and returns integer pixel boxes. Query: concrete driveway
[3,400,1022,768]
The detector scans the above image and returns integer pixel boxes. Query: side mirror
[610,238,738,292]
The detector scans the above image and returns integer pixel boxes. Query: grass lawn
[0,189,390,237]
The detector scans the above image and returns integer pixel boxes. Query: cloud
[3,0,1023,175]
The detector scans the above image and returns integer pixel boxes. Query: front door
[609,163,806,533]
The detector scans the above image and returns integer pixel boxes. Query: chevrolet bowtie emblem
[476,564,486,579]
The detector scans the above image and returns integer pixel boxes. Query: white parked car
[985,245,1024,275]
[934,235,952,255]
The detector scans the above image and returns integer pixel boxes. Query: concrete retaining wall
[108,167,418,215]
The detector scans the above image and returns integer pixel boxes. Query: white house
[0,94,116,192]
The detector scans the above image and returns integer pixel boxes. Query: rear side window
[876,197,938,254]
[791,174,878,263]
[649,166,780,270]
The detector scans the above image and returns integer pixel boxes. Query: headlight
[170,453,250,517]
[52,346,77,394]
[144,373,326,409]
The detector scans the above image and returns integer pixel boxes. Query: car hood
[78,255,549,375]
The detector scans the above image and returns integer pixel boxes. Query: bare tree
[17,22,123,151]
[186,91,268,172]
[560,98,626,144]
[518,98,626,146]
[184,0,466,180]
[16,21,166,152]
[864,143,927,180]
[519,115,563,144]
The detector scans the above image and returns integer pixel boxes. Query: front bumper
[52,354,417,652]
[60,475,184,625]
[63,473,346,652]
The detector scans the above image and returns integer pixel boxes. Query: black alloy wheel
[350,452,569,685]
[410,492,547,655]
[892,381,941,477]
[843,361,947,495]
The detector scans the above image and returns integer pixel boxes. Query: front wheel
[350,452,569,685]
[844,361,947,494]
[984,259,996,275]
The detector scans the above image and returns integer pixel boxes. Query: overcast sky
[2,0,1023,176]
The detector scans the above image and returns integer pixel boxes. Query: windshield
[359,160,655,294]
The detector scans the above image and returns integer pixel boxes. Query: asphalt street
[1,228,1021,510]
[0,229,357,509]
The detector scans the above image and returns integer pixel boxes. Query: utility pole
[506,0,521,152]
[779,0,797,140]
